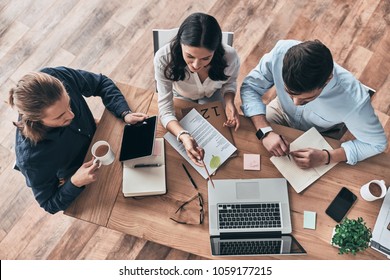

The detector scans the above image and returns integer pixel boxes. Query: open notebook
[270,127,337,193]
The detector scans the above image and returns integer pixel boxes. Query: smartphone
[325,187,357,222]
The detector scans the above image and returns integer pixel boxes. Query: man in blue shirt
[9,67,148,214]
[240,40,387,168]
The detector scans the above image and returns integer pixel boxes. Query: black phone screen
[325,187,357,222]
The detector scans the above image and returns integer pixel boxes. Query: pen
[279,135,291,161]
[134,164,161,168]
[182,163,198,190]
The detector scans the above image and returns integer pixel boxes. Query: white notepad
[270,127,337,193]
[122,138,166,197]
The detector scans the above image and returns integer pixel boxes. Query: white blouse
[154,43,240,127]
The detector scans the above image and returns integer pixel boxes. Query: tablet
[119,116,157,161]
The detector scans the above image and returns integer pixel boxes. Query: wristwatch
[256,126,273,140]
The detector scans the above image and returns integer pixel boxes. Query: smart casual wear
[240,40,387,165]
[15,66,130,214]
[154,43,240,127]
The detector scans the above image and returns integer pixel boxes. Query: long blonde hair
[8,72,65,144]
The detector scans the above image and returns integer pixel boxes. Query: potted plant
[331,217,372,255]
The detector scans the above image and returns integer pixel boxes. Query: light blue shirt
[240,40,387,165]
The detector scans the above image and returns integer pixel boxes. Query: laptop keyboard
[220,239,282,255]
[218,203,281,229]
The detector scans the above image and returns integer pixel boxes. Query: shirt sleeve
[20,159,84,214]
[154,47,177,128]
[340,97,388,164]
[240,45,277,117]
[219,46,240,96]
[42,66,131,118]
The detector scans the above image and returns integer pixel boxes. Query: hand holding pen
[279,135,291,160]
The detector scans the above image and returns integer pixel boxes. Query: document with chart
[270,127,338,193]
[164,108,237,179]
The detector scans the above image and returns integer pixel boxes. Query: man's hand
[124,112,148,125]
[290,148,329,169]
[70,158,100,187]
[262,132,290,157]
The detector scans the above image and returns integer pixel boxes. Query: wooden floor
[0,0,389,260]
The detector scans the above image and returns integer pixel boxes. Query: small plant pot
[330,217,372,255]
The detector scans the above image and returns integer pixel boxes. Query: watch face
[256,129,264,140]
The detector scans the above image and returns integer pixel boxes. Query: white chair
[152,27,234,55]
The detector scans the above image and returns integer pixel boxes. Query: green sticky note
[303,211,316,230]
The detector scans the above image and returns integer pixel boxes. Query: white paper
[164,109,237,179]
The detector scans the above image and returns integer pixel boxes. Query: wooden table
[66,86,389,260]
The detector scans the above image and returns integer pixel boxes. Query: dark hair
[8,72,65,144]
[164,12,229,81]
[282,40,333,94]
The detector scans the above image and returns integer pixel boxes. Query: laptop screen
[119,116,157,161]
[210,234,306,256]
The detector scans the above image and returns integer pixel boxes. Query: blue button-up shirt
[15,67,130,214]
[240,40,387,165]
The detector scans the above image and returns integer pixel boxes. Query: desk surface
[66,86,389,259]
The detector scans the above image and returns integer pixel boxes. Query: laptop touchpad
[236,182,260,199]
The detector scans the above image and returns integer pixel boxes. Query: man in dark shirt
[9,66,148,214]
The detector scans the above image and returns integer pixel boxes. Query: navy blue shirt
[15,67,131,214]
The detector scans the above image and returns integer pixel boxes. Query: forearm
[32,179,84,214]
[250,114,271,131]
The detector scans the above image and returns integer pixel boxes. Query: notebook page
[271,127,337,193]
[270,156,319,192]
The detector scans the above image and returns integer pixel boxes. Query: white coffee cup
[360,179,387,201]
[91,140,115,167]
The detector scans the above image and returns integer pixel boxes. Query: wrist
[256,126,273,140]
[177,130,191,143]
[121,110,132,121]
[322,149,331,165]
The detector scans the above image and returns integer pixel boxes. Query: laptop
[208,178,306,256]
[370,187,390,258]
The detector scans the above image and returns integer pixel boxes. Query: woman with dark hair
[154,12,240,166]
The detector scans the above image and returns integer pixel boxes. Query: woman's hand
[71,158,100,187]
[180,134,204,167]
[224,95,240,131]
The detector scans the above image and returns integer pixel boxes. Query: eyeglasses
[170,164,205,225]
[170,192,204,225]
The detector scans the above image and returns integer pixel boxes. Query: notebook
[370,187,390,258]
[270,127,337,193]
[208,178,306,256]
[120,116,166,197]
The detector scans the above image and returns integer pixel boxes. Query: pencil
[279,135,291,161]
[201,159,215,188]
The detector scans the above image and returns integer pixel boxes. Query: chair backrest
[152,28,234,55]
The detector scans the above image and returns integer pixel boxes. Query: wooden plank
[47,220,99,260]
[76,227,123,259]
[105,235,147,260]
